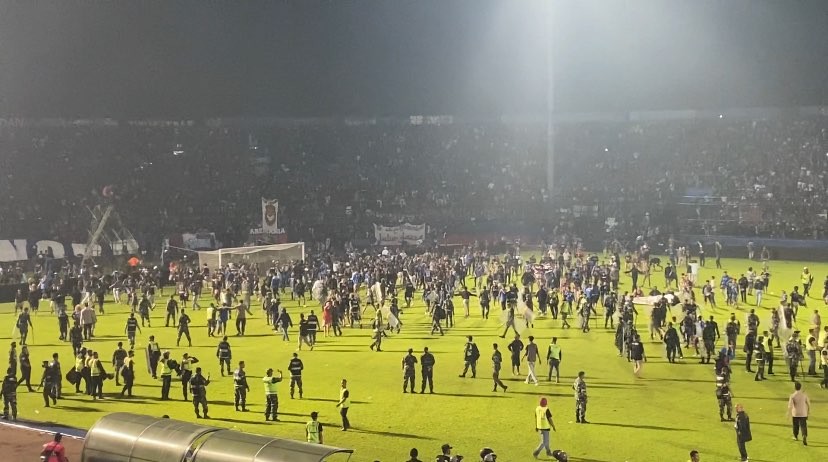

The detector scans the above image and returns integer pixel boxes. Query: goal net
[197,242,304,269]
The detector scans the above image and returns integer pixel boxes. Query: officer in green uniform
[420,347,435,394]
[402,348,418,393]
[263,368,283,421]
[146,336,161,379]
[0,367,18,421]
[573,371,588,423]
[233,361,249,412]
[189,367,210,418]
[306,411,323,444]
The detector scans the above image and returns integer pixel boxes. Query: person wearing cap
[785,332,803,382]
[189,367,211,419]
[480,447,497,462]
[420,347,436,394]
[436,443,455,462]
[1,367,18,421]
[533,397,556,458]
[306,411,323,444]
[402,348,418,393]
[40,432,69,462]
[159,351,173,400]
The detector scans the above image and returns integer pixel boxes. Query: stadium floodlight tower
[81,200,138,268]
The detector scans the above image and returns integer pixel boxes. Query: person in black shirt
[177,310,192,347]
[216,336,232,376]
[165,296,179,327]
[420,347,435,394]
[459,336,480,378]
[57,307,69,342]
[630,335,647,377]
[17,345,34,392]
[124,313,141,350]
[288,352,304,399]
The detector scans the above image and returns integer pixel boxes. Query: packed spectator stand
[1,112,826,260]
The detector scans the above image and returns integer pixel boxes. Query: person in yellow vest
[335,378,351,431]
[73,351,86,393]
[801,267,813,297]
[532,397,556,458]
[146,336,161,379]
[160,351,173,400]
[306,411,323,444]
[89,351,105,400]
[263,368,283,421]
[180,353,199,400]
[547,337,562,383]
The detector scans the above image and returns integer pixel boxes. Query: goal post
[197,242,304,269]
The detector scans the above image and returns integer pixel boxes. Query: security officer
[754,335,766,381]
[88,352,104,401]
[764,331,775,375]
[177,309,192,347]
[288,353,304,399]
[701,317,719,364]
[786,331,803,382]
[159,351,173,400]
[459,336,480,378]
[39,360,58,406]
[0,367,18,421]
[216,336,232,376]
[491,343,508,392]
[263,368,283,421]
[664,322,681,363]
[124,313,141,350]
[402,348,418,393]
[180,353,199,400]
[189,367,210,419]
[725,314,740,351]
[165,295,179,327]
[146,335,162,379]
[120,350,135,397]
[717,380,733,421]
[306,411,323,444]
[233,361,249,412]
[420,347,435,394]
[573,371,588,423]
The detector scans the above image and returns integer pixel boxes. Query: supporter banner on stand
[373,223,426,245]
[261,198,279,233]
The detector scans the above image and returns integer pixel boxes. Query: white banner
[0,240,28,262]
[262,198,279,234]
[373,223,426,245]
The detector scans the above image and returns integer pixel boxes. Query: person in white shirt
[787,381,810,446]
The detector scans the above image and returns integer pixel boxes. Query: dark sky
[1,0,827,117]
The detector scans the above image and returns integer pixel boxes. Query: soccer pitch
[2,257,826,462]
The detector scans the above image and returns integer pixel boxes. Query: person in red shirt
[40,432,69,462]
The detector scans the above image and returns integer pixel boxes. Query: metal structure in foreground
[81,413,353,462]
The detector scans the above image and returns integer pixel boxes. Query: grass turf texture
[2,256,827,462]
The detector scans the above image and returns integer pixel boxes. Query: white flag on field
[262,198,279,233]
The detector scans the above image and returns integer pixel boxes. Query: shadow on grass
[304,398,372,404]
[432,392,510,399]
[52,405,98,412]
[589,422,687,431]
[352,428,435,440]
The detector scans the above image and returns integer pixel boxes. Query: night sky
[1,0,827,117]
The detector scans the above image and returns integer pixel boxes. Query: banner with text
[373,223,426,245]
[261,198,279,233]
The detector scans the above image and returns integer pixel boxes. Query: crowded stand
[1,115,827,254]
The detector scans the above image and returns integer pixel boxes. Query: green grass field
[3,256,827,462]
